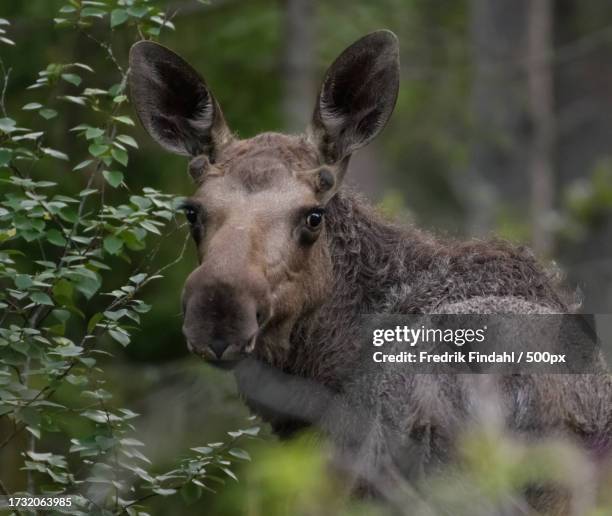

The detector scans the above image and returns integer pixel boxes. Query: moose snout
[181,265,271,363]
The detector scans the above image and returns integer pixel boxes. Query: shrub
[0,3,256,514]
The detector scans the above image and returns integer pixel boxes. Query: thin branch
[0,57,11,117]
[82,31,125,75]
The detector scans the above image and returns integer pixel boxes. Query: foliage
[561,157,612,241]
[0,3,258,514]
[229,425,612,516]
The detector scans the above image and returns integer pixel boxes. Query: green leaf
[116,134,138,149]
[81,7,106,18]
[110,8,128,28]
[61,73,82,86]
[191,446,212,455]
[79,188,98,197]
[31,292,54,306]
[111,148,128,166]
[240,426,260,436]
[130,196,152,210]
[88,143,108,157]
[87,312,103,333]
[103,235,123,255]
[133,302,151,314]
[151,15,175,30]
[53,279,73,305]
[13,131,43,141]
[102,170,124,188]
[228,448,251,461]
[112,115,134,126]
[220,467,238,482]
[15,274,33,289]
[19,409,41,438]
[66,374,88,386]
[74,62,94,73]
[85,127,105,140]
[39,108,58,120]
[152,488,177,496]
[140,220,161,235]
[104,309,127,321]
[108,328,130,346]
[70,123,89,132]
[145,26,161,37]
[51,309,71,323]
[129,273,147,284]
[73,275,101,300]
[0,117,16,133]
[83,88,107,96]
[127,6,149,18]
[0,147,11,166]
[46,228,67,247]
[52,344,83,357]
[120,438,145,447]
[59,207,78,223]
[41,147,69,160]
[22,102,43,111]
[107,84,123,97]
[122,230,146,251]
[73,159,93,171]
[61,95,86,106]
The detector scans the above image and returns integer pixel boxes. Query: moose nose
[181,261,272,362]
[209,338,229,359]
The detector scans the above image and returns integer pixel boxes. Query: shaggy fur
[236,187,612,513]
[284,189,572,384]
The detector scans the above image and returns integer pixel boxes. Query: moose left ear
[308,30,400,166]
[129,41,232,159]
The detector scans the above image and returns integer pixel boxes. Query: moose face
[177,134,332,364]
[128,31,400,364]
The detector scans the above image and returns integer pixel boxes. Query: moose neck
[326,189,427,308]
[285,188,432,389]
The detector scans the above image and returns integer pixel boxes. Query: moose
[129,31,612,514]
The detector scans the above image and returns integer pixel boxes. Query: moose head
[129,31,400,365]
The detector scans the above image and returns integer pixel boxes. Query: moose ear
[128,41,232,158]
[308,30,400,165]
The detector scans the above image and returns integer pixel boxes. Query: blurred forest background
[2,0,612,514]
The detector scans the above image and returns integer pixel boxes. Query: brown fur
[129,35,612,514]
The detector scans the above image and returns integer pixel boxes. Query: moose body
[129,31,612,514]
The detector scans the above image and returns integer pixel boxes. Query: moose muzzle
[181,262,271,364]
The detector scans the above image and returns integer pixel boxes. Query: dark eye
[184,206,199,225]
[305,208,324,230]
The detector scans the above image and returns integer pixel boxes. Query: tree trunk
[527,0,555,256]
[281,0,316,132]
[467,0,530,235]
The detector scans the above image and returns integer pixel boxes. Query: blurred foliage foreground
[0,2,611,516]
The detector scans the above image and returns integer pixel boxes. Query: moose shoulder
[129,31,612,512]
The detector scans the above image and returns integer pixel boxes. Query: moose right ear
[128,41,232,159]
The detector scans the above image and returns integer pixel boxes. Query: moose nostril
[256,310,263,325]
[209,338,228,359]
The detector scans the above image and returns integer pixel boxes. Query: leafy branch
[0,3,260,514]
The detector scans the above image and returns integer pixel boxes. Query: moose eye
[183,206,199,225]
[305,208,324,230]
